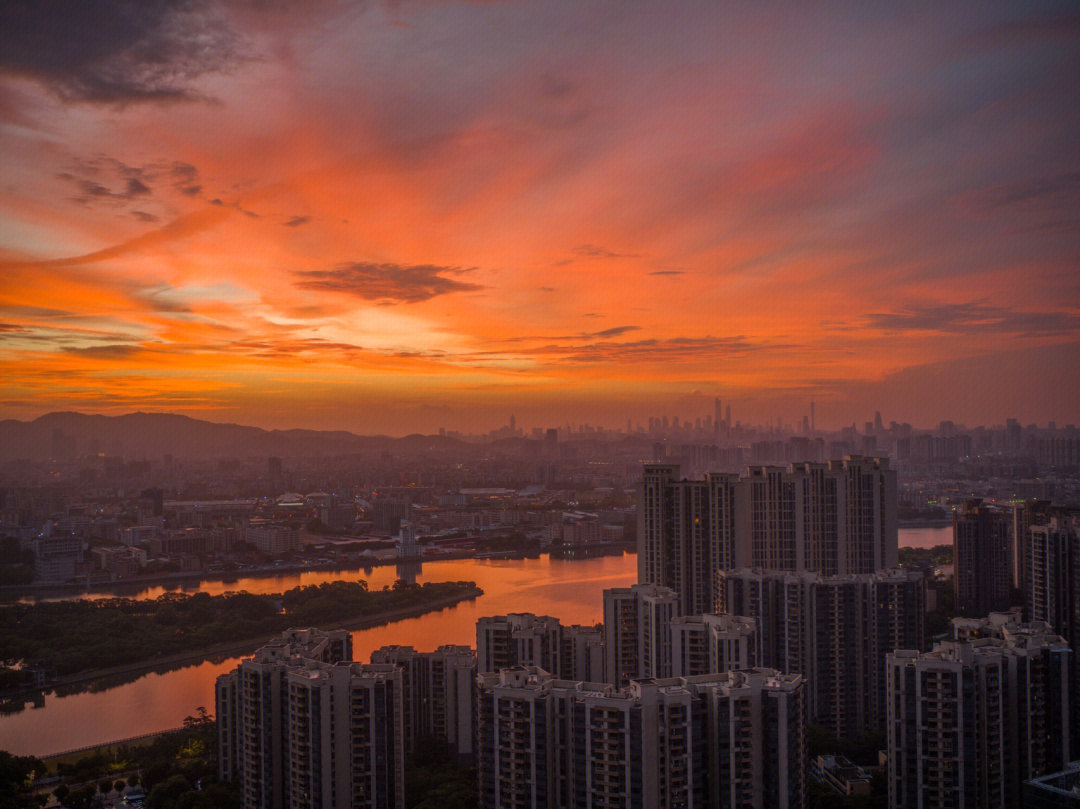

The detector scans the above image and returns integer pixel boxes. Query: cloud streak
[295,263,484,304]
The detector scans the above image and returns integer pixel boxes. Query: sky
[1,0,1078,434]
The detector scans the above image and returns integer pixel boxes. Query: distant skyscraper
[954,498,1012,616]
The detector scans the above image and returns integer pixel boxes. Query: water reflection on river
[1,554,638,756]
[1,527,950,756]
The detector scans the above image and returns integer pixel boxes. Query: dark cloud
[208,196,259,218]
[77,180,112,197]
[295,262,483,304]
[59,156,203,207]
[0,0,243,103]
[499,325,639,343]
[650,270,685,276]
[477,334,779,366]
[0,306,73,318]
[131,210,159,222]
[126,177,151,196]
[61,344,140,359]
[864,302,1080,336]
[549,335,771,364]
[584,326,639,339]
[574,244,643,259]
[171,161,198,184]
[283,215,310,227]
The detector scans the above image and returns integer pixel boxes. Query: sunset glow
[2,1,1078,432]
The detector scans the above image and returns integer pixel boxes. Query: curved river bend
[0,527,949,756]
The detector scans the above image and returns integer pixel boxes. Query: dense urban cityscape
[0,409,1078,807]
[3,0,1079,807]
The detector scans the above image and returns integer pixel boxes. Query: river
[0,527,950,757]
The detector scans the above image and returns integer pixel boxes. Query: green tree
[146,773,192,809]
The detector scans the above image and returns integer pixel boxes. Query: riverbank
[1,582,482,701]
[0,550,486,602]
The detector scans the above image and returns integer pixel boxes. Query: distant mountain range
[0,411,467,462]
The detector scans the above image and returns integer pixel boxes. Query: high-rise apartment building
[718,568,925,736]
[638,465,739,615]
[476,613,562,674]
[954,498,1013,616]
[1027,514,1079,639]
[602,584,679,683]
[669,613,757,677]
[1024,510,1080,755]
[476,666,806,809]
[1012,499,1051,596]
[887,621,1072,809]
[216,629,404,809]
[638,457,897,614]
[558,623,605,683]
[369,644,476,760]
[475,613,603,683]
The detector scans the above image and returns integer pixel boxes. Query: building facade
[954,498,1012,616]
[638,457,898,615]
[887,621,1072,809]
[216,629,404,809]
[476,666,807,809]
[369,644,476,760]
[602,584,679,684]
[718,567,925,736]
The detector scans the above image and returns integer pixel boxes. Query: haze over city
[2,1,1078,435]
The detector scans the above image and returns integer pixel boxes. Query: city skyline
[1,1,1078,434]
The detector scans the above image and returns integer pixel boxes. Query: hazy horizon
[2,2,1078,435]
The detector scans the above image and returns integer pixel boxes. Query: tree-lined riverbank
[0,580,481,686]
